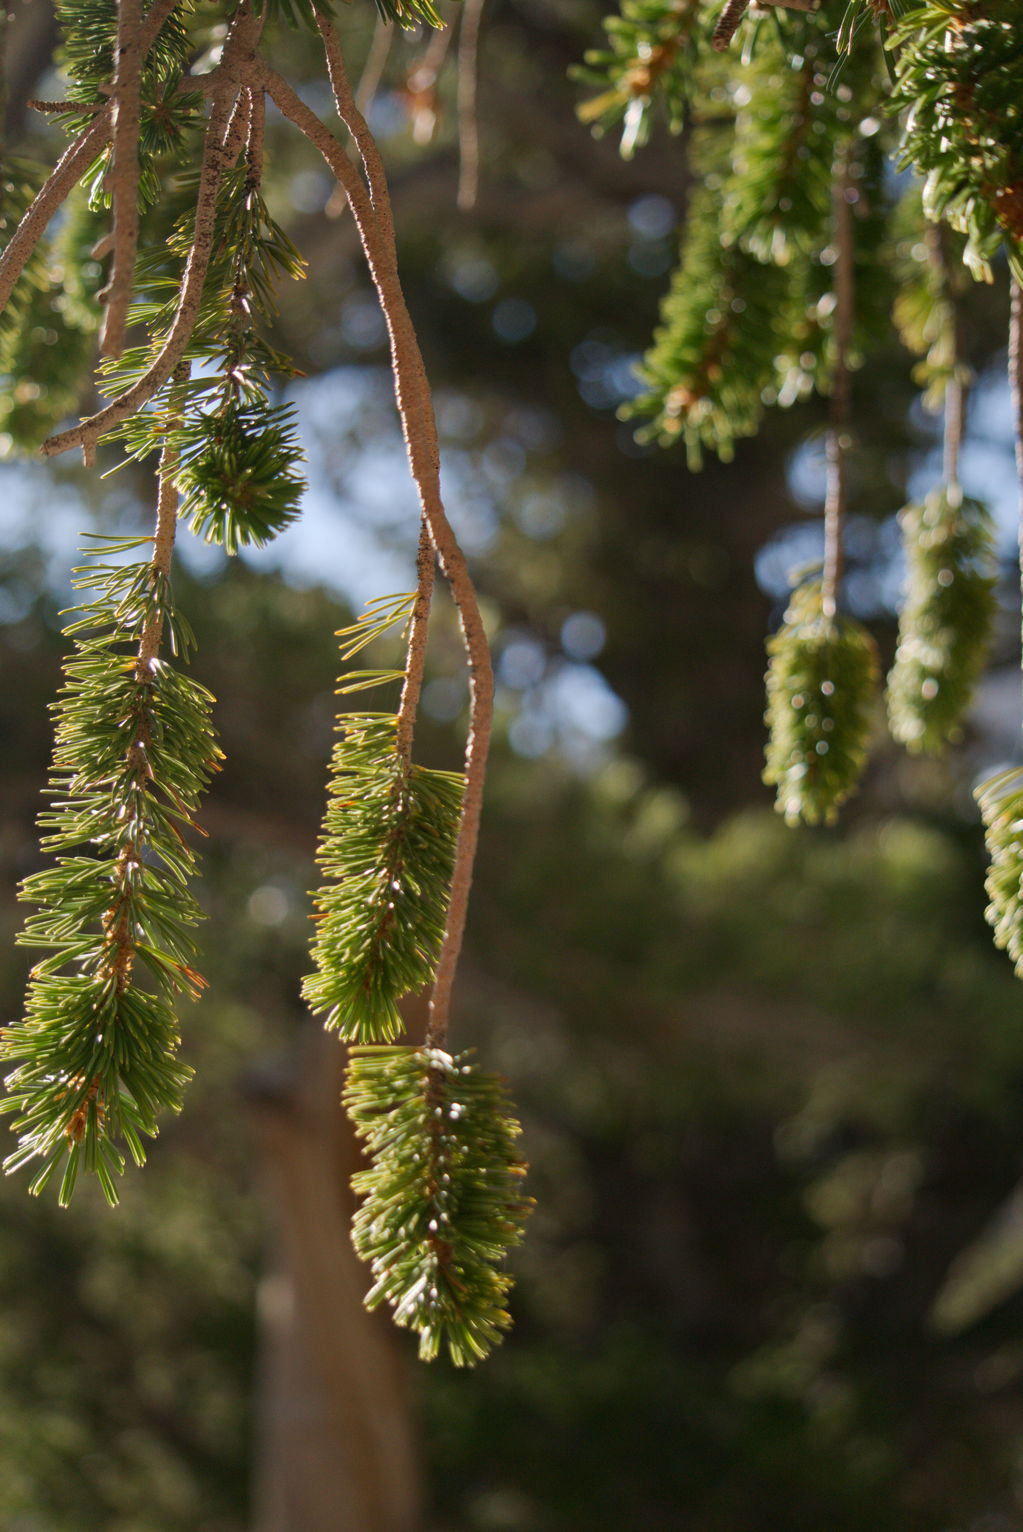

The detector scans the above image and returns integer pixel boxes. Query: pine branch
[892,1,1023,282]
[303,702,464,1042]
[264,27,494,1045]
[41,6,265,460]
[344,1045,532,1366]
[303,594,462,1042]
[456,0,485,211]
[763,580,879,825]
[575,0,704,157]
[887,489,997,753]
[99,0,144,359]
[822,142,855,621]
[1,398,221,1203]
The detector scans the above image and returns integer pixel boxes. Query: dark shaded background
[3,3,1023,1529]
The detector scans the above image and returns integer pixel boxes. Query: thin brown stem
[106,365,188,993]
[823,149,855,622]
[246,86,265,185]
[712,0,750,52]
[100,0,144,359]
[0,0,181,319]
[456,0,485,212]
[137,0,182,57]
[41,80,234,458]
[1011,282,1023,687]
[355,14,394,113]
[943,365,965,493]
[221,83,254,165]
[396,522,436,768]
[40,16,267,459]
[0,112,112,312]
[926,220,967,490]
[401,16,454,146]
[138,363,189,671]
[262,49,493,1045]
[28,98,107,113]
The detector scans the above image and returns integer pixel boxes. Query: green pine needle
[892,1,1023,283]
[977,769,1023,978]
[345,1045,533,1366]
[176,403,305,553]
[0,542,220,1203]
[763,581,879,826]
[303,714,464,1043]
[887,488,997,754]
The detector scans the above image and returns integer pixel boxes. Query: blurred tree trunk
[249,1023,422,1532]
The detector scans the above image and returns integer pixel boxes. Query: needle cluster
[0,539,221,1204]
[344,1045,533,1366]
[303,596,465,1043]
[304,716,464,1042]
[0,0,514,1355]
[977,770,1023,978]
[887,488,997,753]
[892,0,1023,283]
[763,581,879,826]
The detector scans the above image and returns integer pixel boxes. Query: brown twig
[105,363,190,995]
[1011,282,1023,665]
[713,0,751,52]
[262,42,494,1046]
[27,98,107,113]
[41,11,264,460]
[355,13,394,114]
[245,85,265,185]
[100,0,144,359]
[925,220,967,490]
[138,362,190,670]
[400,14,453,146]
[0,112,112,312]
[41,86,232,458]
[0,0,182,318]
[943,292,966,495]
[396,522,436,768]
[221,82,254,165]
[456,0,485,212]
[822,149,855,622]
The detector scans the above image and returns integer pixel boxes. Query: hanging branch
[356,13,395,113]
[99,0,144,359]
[822,149,854,623]
[1,364,220,1203]
[938,232,967,493]
[40,6,265,461]
[0,113,113,312]
[1014,282,1023,562]
[263,37,494,1048]
[712,0,750,53]
[397,523,437,767]
[401,13,454,146]
[0,0,182,315]
[456,0,485,211]
[976,282,1023,971]
[763,136,879,825]
[886,225,997,754]
[2,0,524,1356]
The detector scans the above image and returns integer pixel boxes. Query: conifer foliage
[3,525,218,1205]
[763,581,879,826]
[345,1046,532,1366]
[0,0,526,1361]
[886,489,998,754]
[581,1,1023,957]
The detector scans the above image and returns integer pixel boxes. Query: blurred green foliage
[3,555,1023,1528]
